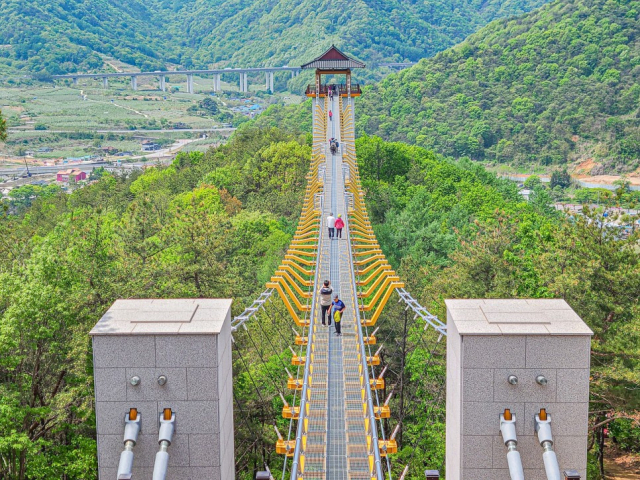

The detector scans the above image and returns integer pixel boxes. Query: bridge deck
[301,96,371,479]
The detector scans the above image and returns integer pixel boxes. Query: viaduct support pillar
[238,73,244,92]
[265,72,269,91]
[243,73,248,93]
[73,77,78,86]
[445,299,592,480]
[90,299,235,480]
[214,74,221,92]
[130,76,137,91]
[102,77,108,89]
[159,75,166,92]
[186,74,194,94]
[269,72,274,93]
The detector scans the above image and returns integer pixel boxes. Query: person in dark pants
[335,214,344,239]
[319,280,333,326]
[332,294,346,336]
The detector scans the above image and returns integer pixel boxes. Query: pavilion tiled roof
[301,45,365,70]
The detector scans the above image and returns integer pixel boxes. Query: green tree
[524,175,542,189]
[550,169,571,189]
[197,97,219,116]
[0,108,6,141]
[6,184,61,211]
[613,175,630,203]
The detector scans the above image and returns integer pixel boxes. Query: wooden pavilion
[301,45,365,98]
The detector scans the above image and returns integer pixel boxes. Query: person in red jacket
[329,110,333,121]
[335,214,345,239]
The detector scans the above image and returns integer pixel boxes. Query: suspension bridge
[89,46,592,480]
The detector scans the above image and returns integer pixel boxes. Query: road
[0,162,109,176]
[0,139,198,176]
[7,127,236,134]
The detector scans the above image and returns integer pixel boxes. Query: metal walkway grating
[299,94,372,479]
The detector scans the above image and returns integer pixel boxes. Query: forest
[0,127,311,478]
[356,0,640,170]
[1,117,638,478]
[356,136,640,477]
[0,0,550,76]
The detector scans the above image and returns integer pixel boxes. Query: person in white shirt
[327,213,336,239]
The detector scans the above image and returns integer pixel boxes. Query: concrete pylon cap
[444,299,593,336]
[90,298,232,335]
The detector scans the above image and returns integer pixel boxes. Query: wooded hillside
[0,0,550,75]
[356,0,640,170]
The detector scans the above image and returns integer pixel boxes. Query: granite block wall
[446,300,592,480]
[92,300,234,480]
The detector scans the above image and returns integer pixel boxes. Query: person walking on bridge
[335,214,344,239]
[329,110,333,121]
[332,294,346,336]
[327,212,336,239]
[319,280,333,326]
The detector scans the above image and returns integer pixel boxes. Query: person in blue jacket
[331,294,346,336]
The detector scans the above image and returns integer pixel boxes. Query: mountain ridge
[0,0,550,75]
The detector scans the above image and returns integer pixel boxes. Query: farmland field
[0,75,304,160]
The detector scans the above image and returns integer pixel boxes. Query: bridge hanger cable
[391,336,445,433]
[351,255,393,477]
[232,343,279,471]
[388,328,446,474]
[405,374,447,474]
[233,339,270,405]
[233,297,305,475]
[254,310,296,374]
[247,306,308,469]
[381,312,446,423]
[234,327,302,473]
[357,289,446,476]
[242,317,293,401]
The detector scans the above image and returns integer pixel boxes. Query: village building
[56,168,87,183]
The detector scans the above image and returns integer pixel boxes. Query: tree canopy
[0,127,310,479]
[355,136,640,478]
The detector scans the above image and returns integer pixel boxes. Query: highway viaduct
[51,67,302,94]
[50,63,416,94]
